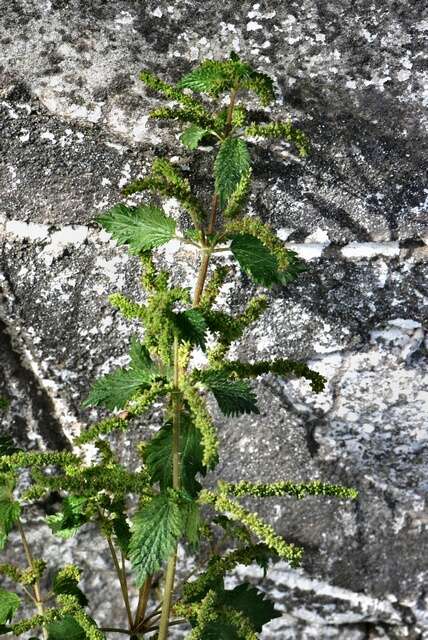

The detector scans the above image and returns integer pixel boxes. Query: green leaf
[180,124,210,150]
[83,369,146,411]
[276,250,307,285]
[112,513,131,557]
[199,371,259,417]
[0,475,20,550]
[53,571,88,608]
[223,167,252,219]
[230,234,279,287]
[213,515,252,545]
[47,616,86,640]
[177,60,233,96]
[241,70,275,107]
[46,496,89,540]
[0,397,10,411]
[83,337,160,410]
[177,57,255,99]
[214,138,250,209]
[183,500,202,546]
[144,415,206,497]
[128,337,153,371]
[96,204,176,254]
[0,589,20,624]
[202,621,239,640]
[172,309,207,350]
[129,494,186,586]
[220,584,281,632]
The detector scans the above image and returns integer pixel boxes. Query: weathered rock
[0,0,427,638]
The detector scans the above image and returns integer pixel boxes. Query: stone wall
[0,1,427,638]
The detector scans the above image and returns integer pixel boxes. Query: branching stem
[157,86,238,639]
[17,518,48,640]
[157,335,182,640]
[106,535,134,631]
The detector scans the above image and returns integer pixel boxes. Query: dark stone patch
[0,86,154,226]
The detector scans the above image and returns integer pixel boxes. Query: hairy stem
[106,536,134,631]
[157,336,182,640]
[225,85,238,134]
[17,518,48,640]
[193,252,211,307]
[157,85,238,639]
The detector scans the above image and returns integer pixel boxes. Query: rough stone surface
[0,1,427,639]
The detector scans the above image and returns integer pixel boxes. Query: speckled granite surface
[0,1,427,638]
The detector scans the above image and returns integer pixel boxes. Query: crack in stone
[0,314,70,451]
[0,270,76,450]
[1,215,426,262]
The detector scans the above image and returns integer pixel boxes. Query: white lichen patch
[115,10,136,25]
[341,241,400,259]
[4,219,49,241]
[150,7,163,18]
[40,130,56,143]
[94,254,127,288]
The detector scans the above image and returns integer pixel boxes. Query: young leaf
[0,588,20,624]
[47,616,86,640]
[83,338,161,410]
[230,234,279,287]
[129,493,186,586]
[214,138,250,209]
[223,167,252,219]
[177,60,233,96]
[180,124,210,150]
[0,475,21,550]
[46,496,89,540]
[172,309,207,350]
[177,56,256,99]
[199,371,259,417]
[220,584,281,632]
[96,204,176,254]
[144,415,206,497]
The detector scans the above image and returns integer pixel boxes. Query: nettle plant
[0,53,357,639]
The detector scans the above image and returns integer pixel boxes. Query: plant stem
[193,252,210,307]
[157,336,182,640]
[145,619,187,632]
[225,84,238,134]
[134,576,152,628]
[157,85,238,639]
[17,518,48,640]
[106,535,134,631]
[193,193,218,306]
